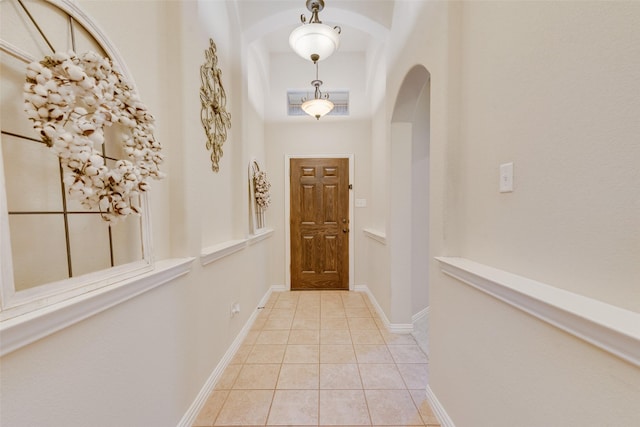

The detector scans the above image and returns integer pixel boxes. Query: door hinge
[348,184,353,190]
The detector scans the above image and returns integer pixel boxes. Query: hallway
[193,291,439,426]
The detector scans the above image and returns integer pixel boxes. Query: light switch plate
[355,198,367,208]
[500,162,514,193]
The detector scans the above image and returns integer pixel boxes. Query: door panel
[291,158,349,290]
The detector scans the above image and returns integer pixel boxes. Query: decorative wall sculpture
[200,38,231,172]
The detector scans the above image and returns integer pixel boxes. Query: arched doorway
[389,65,431,354]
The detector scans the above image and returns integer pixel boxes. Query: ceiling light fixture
[289,0,341,63]
[301,61,334,120]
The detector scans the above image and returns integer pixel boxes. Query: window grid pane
[1,0,147,297]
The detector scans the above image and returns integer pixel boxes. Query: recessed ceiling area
[232,0,395,122]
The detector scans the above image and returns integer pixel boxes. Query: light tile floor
[193,290,440,427]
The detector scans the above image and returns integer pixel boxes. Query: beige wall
[0,1,272,425]
[363,57,391,316]
[365,0,450,324]
[415,2,640,426]
[432,272,640,426]
[454,1,640,312]
[358,0,640,426]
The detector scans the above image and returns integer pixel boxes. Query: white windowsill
[436,256,640,367]
[0,257,194,357]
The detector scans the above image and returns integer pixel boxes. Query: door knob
[343,228,349,233]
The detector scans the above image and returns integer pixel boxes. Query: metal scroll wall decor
[200,38,231,172]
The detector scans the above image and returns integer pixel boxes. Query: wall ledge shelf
[200,239,247,266]
[247,228,274,245]
[0,257,194,357]
[436,257,640,367]
[363,228,387,245]
[200,230,273,266]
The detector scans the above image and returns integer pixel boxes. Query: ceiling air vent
[287,90,349,117]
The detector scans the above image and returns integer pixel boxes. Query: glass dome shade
[289,23,340,62]
[301,98,334,120]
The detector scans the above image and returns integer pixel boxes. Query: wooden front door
[290,158,349,290]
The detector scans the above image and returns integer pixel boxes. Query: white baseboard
[425,385,456,427]
[270,284,287,292]
[354,284,413,333]
[176,286,277,427]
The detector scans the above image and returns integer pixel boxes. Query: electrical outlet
[231,303,240,317]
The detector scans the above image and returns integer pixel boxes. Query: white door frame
[284,154,355,290]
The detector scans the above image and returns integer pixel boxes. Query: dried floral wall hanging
[253,163,271,210]
[200,38,231,172]
[23,51,165,223]
[250,160,271,230]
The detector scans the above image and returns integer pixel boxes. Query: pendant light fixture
[289,0,341,63]
[301,61,334,120]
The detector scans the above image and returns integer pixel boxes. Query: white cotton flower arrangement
[253,170,271,209]
[23,51,164,223]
